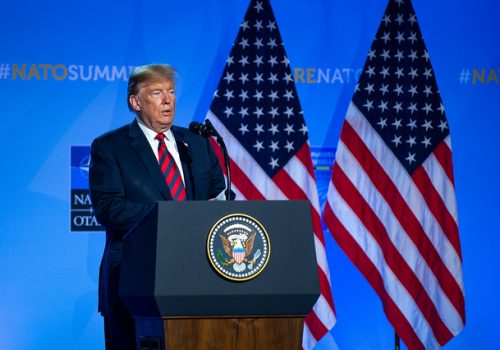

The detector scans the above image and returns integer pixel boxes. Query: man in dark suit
[89,64,228,350]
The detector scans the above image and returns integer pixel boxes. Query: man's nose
[162,92,171,104]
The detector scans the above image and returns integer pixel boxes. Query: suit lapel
[172,127,194,200]
[128,120,172,200]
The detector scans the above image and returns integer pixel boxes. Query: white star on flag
[204,1,337,348]
[322,1,465,350]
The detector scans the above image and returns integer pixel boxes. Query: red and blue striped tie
[155,133,187,201]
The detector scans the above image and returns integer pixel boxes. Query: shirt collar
[136,117,174,141]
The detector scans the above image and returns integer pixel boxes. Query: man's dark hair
[127,64,177,111]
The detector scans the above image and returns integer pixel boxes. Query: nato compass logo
[207,214,270,282]
[70,146,102,232]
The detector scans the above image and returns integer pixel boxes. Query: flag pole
[394,331,400,350]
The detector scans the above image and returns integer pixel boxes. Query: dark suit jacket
[89,119,227,318]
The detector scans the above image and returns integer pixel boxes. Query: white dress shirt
[136,117,185,185]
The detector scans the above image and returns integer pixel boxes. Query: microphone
[189,119,232,200]
[189,120,220,138]
[189,121,210,137]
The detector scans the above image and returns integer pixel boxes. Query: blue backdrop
[1,0,498,349]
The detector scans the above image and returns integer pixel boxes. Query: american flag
[205,0,336,348]
[322,0,465,349]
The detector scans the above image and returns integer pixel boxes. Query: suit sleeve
[89,137,154,235]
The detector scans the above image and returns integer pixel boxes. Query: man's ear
[129,95,141,111]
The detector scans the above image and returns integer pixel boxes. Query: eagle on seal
[219,232,256,265]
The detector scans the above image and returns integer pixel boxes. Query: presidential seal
[207,213,270,281]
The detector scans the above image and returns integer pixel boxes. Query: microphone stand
[205,119,232,200]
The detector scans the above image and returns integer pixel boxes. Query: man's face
[129,79,176,133]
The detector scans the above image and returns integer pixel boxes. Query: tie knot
[155,133,165,142]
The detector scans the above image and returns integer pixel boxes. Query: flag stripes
[432,140,455,185]
[205,1,336,346]
[329,163,454,343]
[323,203,430,350]
[342,106,464,318]
[210,114,336,316]
[421,150,458,221]
[208,113,336,348]
[412,167,461,255]
[324,102,464,348]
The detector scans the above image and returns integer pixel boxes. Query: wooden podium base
[135,316,304,350]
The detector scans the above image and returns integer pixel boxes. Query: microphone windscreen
[189,121,203,135]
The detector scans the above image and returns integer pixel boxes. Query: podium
[119,200,320,350]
